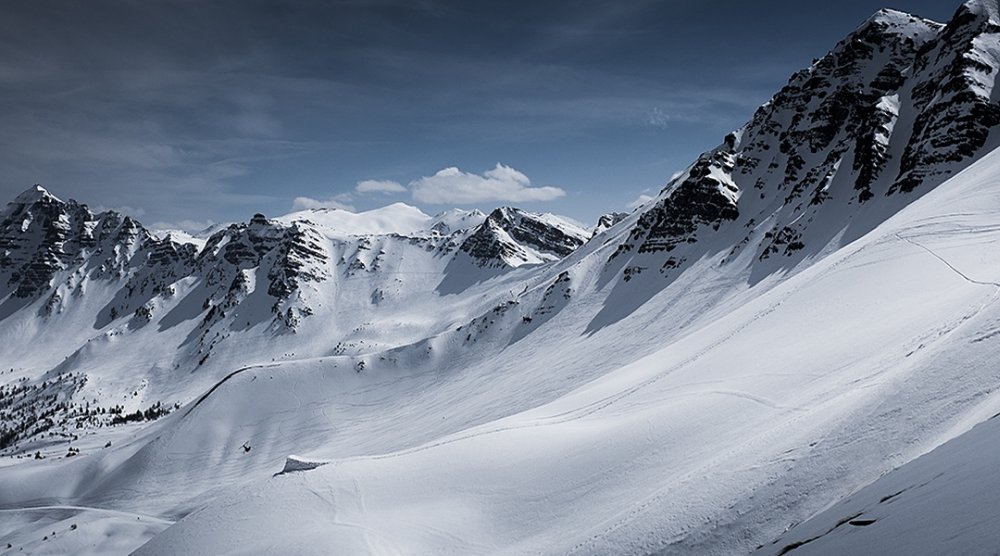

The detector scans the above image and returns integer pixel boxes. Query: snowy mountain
[0,186,194,307]
[4,1,1000,554]
[458,207,590,268]
[608,1,1000,290]
[753,408,1000,555]
[591,212,629,238]
[0,190,587,459]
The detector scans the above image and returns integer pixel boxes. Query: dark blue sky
[0,0,959,230]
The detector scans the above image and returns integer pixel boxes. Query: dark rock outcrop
[460,207,588,268]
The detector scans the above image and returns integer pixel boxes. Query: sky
[0,0,959,231]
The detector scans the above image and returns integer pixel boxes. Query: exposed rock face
[592,212,628,238]
[459,218,530,269]
[193,215,330,332]
[0,186,590,347]
[0,186,194,304]
[613,151,740,268]
[460,207,589,268]
[0,188,334,335]
[94,226,198,327]
[0,186,98,299]
[892,0,1000,193]
[611,1,1000,279]
[487,207,587,258]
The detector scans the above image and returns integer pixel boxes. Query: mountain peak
[429,208,487,234]
[961,0,1000,22]
[459,205,589,268]
[278,202,434,237]
[853,7,943,41]
[11,184,61,206]
[867,7,919,24]
[487,206,520,221]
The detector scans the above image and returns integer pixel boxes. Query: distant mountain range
[3,1,1000,554]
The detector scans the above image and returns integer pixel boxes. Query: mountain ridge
[3,2,1000,554]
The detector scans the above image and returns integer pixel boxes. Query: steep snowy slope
[276,203,460,237]
[753,411,1000,556]
[131,143,1000,555]
[0,192,583,458]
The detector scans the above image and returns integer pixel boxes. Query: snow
[127,146,1000,554]
[0,505,170,556]
[276,203,437,237]
[10,184,59,206]
[862,8,944,40]
[967,0,1000,25]
[754,414,1000,556]
[523,210,591,239]
[2,4,1000,554]
[149,229,206,250]
[9,142,1000,552]
[429,208,488,234]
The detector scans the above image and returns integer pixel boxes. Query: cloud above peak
[289,163,565,215]
[411,163,566,205]
[292,193,355,212]
[356,179,405,194]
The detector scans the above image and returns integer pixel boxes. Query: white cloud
[411,163,565,204]
[646,107,672,128]
[627,191,655,210]
[356,179,405,194]
[291,193,355,212]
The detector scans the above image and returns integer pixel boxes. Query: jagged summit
[606,0,1000,289]
[858,7,943,39]
[592,212,628,238]
[869,7,915,19]
[0,187,185,302]
[9,184,61,207]
[429,208,487,235]
[459,206,589,268]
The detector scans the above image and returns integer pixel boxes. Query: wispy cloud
[626,190,655,210]
[646,107,671,128]
[411,163,565,204]
[356,179,406,194]
[291,178,406,210]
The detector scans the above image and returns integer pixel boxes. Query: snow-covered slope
[276,203,466,237]
[3,1,1000,555]
[131,143,1000,555]
[0,192,583,461]
[753,411,1000,556]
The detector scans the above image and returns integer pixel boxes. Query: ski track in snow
[895,232,1000,287]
